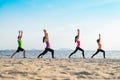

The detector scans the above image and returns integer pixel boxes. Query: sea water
[0,50,120,59]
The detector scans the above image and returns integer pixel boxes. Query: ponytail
[97,39,100,43]
[75,36,78,43]
[43,36,45,43]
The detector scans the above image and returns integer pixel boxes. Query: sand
[0,58,120,80]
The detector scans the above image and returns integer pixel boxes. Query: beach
[0,58,120,80]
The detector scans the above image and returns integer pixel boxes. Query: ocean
[0,50,120,59]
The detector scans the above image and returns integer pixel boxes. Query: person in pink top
[68,29,85,59]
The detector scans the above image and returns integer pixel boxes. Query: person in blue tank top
[37,29,55,58]
[11,30,26,58]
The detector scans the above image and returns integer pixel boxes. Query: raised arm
[77,29,80,39]
[21,31,23,38]
[99,34,101,40]
[43,29,49,41]
[18,30,23,37]
[43,29,48,36]
[19,30,21,36]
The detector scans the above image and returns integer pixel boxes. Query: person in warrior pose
[11,30,26,58]
[68,29,85,59]
[37,29,55,58]
[91,34,105,58]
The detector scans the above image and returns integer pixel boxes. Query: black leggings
[69,47,85,58]
[37,48,54,58]
[91,49,105,58]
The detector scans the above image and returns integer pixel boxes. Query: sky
[0,0,120,50]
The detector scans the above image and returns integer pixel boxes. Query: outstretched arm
[77,29,80,39]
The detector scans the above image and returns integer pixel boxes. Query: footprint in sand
[71,71,92,75]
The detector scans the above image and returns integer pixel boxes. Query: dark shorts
[16,47,24,52]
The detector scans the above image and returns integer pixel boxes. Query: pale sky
[0,0,120,50]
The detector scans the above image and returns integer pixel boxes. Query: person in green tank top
[11,30,26,58]
[18,40,22,48]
